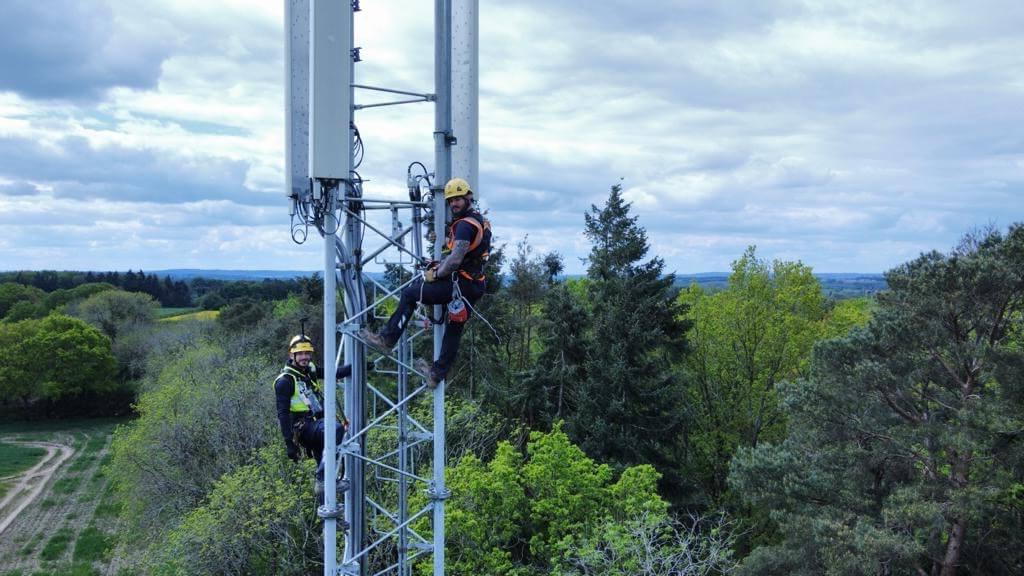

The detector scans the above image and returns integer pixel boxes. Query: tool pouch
[448,298,468,323]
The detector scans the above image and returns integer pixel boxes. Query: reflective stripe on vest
[277,363,321,414]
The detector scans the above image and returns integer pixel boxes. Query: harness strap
[445,213,490,281]
[448,216,485,251]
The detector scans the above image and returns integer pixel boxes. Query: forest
[2,185,1022,575]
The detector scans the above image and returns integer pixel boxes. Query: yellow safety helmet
[288,335,315,354]
[444,177,472,200]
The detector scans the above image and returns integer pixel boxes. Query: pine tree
[124,269,138,292]
[162,276,176,306]
[731,224,1024,575]
[567,184,689,496]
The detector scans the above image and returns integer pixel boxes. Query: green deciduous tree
[731,225,1024,575]
[417,424,669,575]
[680,247,827,502]
[111,343,277,536]
[0,282,45,319]
[150,447,321,576]
[70,289,157,340]
[34,314,118,401]
[821,296,874,340]
[69,289,158,381]
[4,299,43,321]
[569,184,689,498]
[0,314,116,414]
[217,298,274,334]
[42,282,117,314]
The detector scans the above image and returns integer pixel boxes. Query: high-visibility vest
[445,210,491,281]
[276,362,323,415]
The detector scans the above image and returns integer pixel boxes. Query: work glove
[286,442,300,462]
[423,267,438,283]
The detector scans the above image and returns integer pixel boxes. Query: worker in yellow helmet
[361,177,491,388]
[274,334,351,499]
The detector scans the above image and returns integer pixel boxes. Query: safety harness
[445,210,491,282]
[278,363,324,416]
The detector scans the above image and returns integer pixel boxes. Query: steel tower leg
[432,1,452,575]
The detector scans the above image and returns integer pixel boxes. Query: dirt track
[0,430,116,574]
[0,439,74,536]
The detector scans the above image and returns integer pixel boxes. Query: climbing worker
[274,334,350,499]
[361,176,491,388]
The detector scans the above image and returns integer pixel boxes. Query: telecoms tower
[285,1,478,575]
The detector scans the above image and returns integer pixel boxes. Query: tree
[0,315,116,413]
[0,319,36,407]
[163,276,192,307]
[475,239,564,426]
[820,296,874,340]
[522,279,590,427]
[0,282,45,319]
[197,291,226,311]
[561,513,738,576]
[414,425,670,575]
[71,289,157,340]
[35,314,119,401]
[568,184,689,498]
[111,343,277,536]
[4,299,43,321]
[42,282,117,314]
[69,289,157,380]
[680,247,827,502]
[151,447,320,576]
[217,298,273,333]
[504,239,552,371]
[730,225,1024,575]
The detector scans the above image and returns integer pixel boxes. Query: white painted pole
[451,0,478,194]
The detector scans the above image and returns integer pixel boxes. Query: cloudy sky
[1,0,1022,275]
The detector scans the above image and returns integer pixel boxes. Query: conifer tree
[523,280,589,427]
[731,224,1024,575]
[568,184,689,494]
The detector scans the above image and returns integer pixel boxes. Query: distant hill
[673,272,887,298]
[152,269,317,281]
[816,273,888,298]
[149,269,886,299]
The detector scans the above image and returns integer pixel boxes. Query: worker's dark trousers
[297,419,344,480]
[380,275,485,381]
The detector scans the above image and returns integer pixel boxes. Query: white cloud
[1,0,1023,274]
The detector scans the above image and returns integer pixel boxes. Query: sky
[1,0,1022,275]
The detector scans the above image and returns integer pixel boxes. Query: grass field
[0,418,126,576]
[0,442,48,501]
[0,442,46,478]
